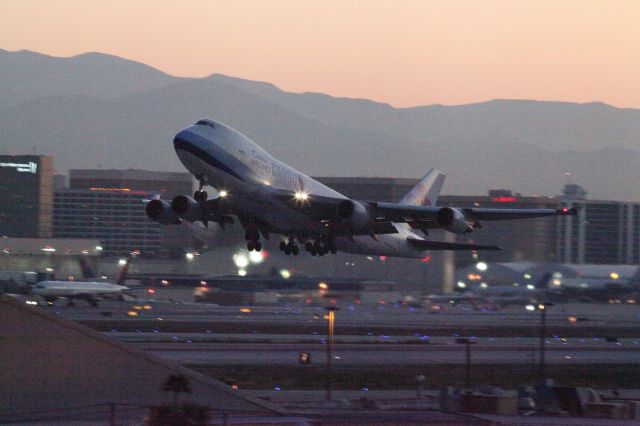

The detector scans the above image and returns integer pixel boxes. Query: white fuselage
[173,121,428,258]
[32,281,129,297]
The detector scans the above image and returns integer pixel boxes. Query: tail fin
[115,255,132,286]
[400,169,446,206]
[78,258,96,279]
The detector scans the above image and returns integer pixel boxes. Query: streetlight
[325,306,338,401]
[537,302,553,381]
[456,338,476,389]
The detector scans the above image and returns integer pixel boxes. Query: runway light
[118,258,127,266]
[526,284,535,290]
[479,282,488,289]
[476,262,488,271]
[238,269,247,276]
[525,305,535,311]
[95,245,103,251]
[318,282,329,290]
[219,190,228,198]
[524,273,532,280]
[280,269,291,279]
[249,250,264,264]
[457,281,467,288]
[240,307,252,313]
[41,246,56,252]
[147,288,156,294]
[233,253,249,268]
[127,311,138,317]
[186,252,194,261]
[610,272,620,280]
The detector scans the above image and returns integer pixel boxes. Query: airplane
[146,119,576,258]
[30,257,132,307]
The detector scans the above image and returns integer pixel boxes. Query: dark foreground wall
[0,296,279,423]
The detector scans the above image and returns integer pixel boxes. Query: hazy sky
[2,0,640,107]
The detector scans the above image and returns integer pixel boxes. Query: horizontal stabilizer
[407,237,502,251]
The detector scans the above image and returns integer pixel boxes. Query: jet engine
[436,207,474,234]
[145,199,180,225]
[336,199,371,228]
[171,195,206,222]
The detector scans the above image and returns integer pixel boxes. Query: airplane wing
[369,202,576,227]
[406,237,502,251]
[269,187,576,236]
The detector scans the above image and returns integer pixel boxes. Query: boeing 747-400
[146,119,575,258]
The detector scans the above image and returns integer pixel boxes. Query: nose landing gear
[194,175,208,202]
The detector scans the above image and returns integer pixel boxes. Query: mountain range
[1,49,639,200]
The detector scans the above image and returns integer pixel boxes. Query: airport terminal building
[54,169,194,257]
[0,155,54,238]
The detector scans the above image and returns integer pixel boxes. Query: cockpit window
[196,120,215,129]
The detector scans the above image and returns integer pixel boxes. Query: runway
[20,297,640,367]
[48,299,640,334]
[129,338,640,365]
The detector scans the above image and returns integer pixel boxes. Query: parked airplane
[31,257,132,307]
[146,119,575,258]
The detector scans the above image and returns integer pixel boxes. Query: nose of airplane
[173,129,195,151]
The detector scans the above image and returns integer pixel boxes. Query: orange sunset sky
[2,0,639,108]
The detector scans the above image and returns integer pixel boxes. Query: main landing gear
[246,230,262,252]
[279,236,300,256]
[279,235,338,256]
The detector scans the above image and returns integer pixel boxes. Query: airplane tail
[400,169,446,206]
[78,258,96,279]
[115,255,132,286]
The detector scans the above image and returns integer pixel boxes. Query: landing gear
[279,235,300,256]
[246,230,262,251]
[304,236,338,256]
[247,241,262,251]
[194,190,208,202]
[194,175,208,202]
[276,234,338,256]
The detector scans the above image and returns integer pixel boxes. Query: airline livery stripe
[174,137,245,182]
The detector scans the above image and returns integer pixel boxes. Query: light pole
[538,303,553,381]
[416,374,426,407]
[456,338,476,389]
[326,306,338,401]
